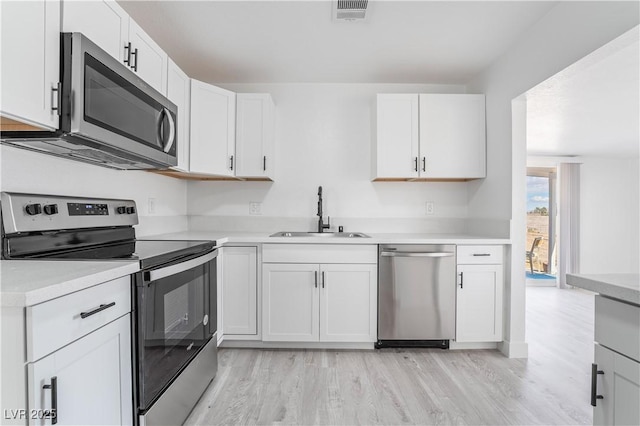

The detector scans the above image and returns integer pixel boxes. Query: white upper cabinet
[62,0,129,62]
[419,94,486,179]
[372,94,419,179]
[128,19,167,94]
[235,94,276,180]
[372,93,486,180]
[1,0,60,130]
[62,0,167,94]
[190,80,236,176]
[166,59,191,171]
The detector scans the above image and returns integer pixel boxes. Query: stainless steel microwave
[0,33,177,170]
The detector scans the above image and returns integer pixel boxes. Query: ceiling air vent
[334,0,368,21]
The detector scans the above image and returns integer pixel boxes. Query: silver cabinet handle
[472,253,491,257]
[322,271,325,288]
[51,83,61,116]
[314,271,318,288]
[414,157,418,172]
[148,250,217,281]
[380,251,454,258]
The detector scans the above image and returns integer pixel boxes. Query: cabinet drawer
[457,245,503,264]
[263,244,377,264]
[595,295,640,362]
[27,276,131,361]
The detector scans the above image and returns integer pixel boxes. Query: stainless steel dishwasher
[377,244,456,348]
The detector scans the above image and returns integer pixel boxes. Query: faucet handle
[324,216,331,230]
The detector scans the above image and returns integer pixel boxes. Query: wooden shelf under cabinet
[149,170,273,181]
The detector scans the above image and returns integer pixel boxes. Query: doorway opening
[526,167,557,284]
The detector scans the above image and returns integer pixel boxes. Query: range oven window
[138,258,214,410]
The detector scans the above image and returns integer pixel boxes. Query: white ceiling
[118,0,557,84]
[526,27,640,158]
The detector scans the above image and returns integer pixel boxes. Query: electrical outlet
[425,201,435,215]
[148,197,156,214]
[249,202,262,215]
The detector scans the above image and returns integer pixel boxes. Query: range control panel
[68,203,110,216]
[1,192,138,234]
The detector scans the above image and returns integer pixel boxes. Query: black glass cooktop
[17,239,216,269]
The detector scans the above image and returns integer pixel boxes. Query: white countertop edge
[567,273,640,306]
[146,232,511,245]
[2,262,140,308]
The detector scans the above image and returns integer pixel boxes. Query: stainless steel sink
[270,231,370,238]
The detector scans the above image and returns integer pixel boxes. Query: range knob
[116,206,127,214]
[126,206,136,214]
[43,204,59,215]
[25,203,42,216]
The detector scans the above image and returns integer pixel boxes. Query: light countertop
[1,260,140,308]
[145,231,511,246]
[567,273,640,306]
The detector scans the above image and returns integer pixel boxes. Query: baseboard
[449,342,498,350]
[221,340,375,350]
[498,340,529,358]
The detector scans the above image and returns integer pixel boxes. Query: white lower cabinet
[455,245,504,342]
[262,263,319,342]
[592,295,640,425]
[222,246,258,337]
[262,262,377,343]
[594,344,640,425]
[27,314,132,425]
[319,264,377,342]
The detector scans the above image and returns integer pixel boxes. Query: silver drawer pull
[80,302,115,319]
[381,251,454,258]
[472,253,491,257]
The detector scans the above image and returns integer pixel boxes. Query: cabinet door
[373,94,419,179]
[27,315,133,425]
[594,344,640,426]
[190,80,236,176]
[235,94,275,179]
[222,247,258,336]
[1,0,60,129]
[319,264,377,342]
[419,94,486,179]
[262,264,319,342]
[456,264,503,342]
[167,59,191,171]
[128,19,168,95]
[62,0,129,62]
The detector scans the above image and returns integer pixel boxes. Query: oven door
[136,249,217,412]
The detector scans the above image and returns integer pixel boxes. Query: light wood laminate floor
[187,287,594,425]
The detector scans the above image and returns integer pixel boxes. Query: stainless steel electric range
[1,192,218,425]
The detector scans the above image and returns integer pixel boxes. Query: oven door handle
[380,251,454,258]
[147,249,218,282]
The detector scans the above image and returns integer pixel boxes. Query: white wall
[0,146,188,236]
[188,83,473,232]
[466,1,639,358]
[580,156,640,274]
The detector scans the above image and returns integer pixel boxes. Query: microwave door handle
[162,107,176,153]
[147,250,218,282]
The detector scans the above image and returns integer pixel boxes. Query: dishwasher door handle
[380,251,454,258]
